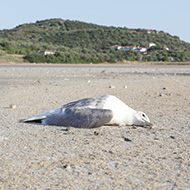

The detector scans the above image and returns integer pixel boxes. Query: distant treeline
[0,19,190,63]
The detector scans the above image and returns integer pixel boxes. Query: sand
[0,64,190,190]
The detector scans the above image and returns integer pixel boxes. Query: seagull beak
[144,120,153,129]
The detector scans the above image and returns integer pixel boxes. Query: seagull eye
[142,114,146,118]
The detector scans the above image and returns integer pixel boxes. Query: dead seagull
[21,95,152,128]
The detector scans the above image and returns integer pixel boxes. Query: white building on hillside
[38,50,56,55]
[148,43,156,48]
[112,45,147,54]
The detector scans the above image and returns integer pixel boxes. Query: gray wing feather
[21,108,61,122]
[45,107,113,128]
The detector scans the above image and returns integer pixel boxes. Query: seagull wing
[45,107,113,128]
[21,98,92,123]
[21,108,62,123]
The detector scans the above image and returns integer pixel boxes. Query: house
[135,47,147,53]
[112,45,147,54]
[111,45,122,50]
[146,30,155,34]
[148,43,156,48]
[38,50,56,55]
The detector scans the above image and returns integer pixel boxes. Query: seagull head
[133,111,152,128]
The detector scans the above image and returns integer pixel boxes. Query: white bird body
[102,95,135,126]
[21,95,152,128]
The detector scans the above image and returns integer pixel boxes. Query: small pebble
[170,136,175,139]
[37,80,41,84]
[10,104,16,109]
[123,86,127,89]
[66,127,71,131]
[59,164,71,169]
[109,85,115,89]
[166,93,172,96]
[159,93,164,97]
[64,164,70,169]
[122,136,132,142]
[162,87,168,90]
[94,131,102,136]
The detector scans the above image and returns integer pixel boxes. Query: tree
[163,54,169,62]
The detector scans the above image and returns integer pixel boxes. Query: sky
[1,0,190,43]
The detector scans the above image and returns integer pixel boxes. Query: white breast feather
[103,95,135,126]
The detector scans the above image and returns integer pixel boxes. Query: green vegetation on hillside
[0,18,190,63]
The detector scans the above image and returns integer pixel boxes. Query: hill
[0,18,190,63]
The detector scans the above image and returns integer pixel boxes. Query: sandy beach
[0,64,190,190]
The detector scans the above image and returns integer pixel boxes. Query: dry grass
[0,54,24,63]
